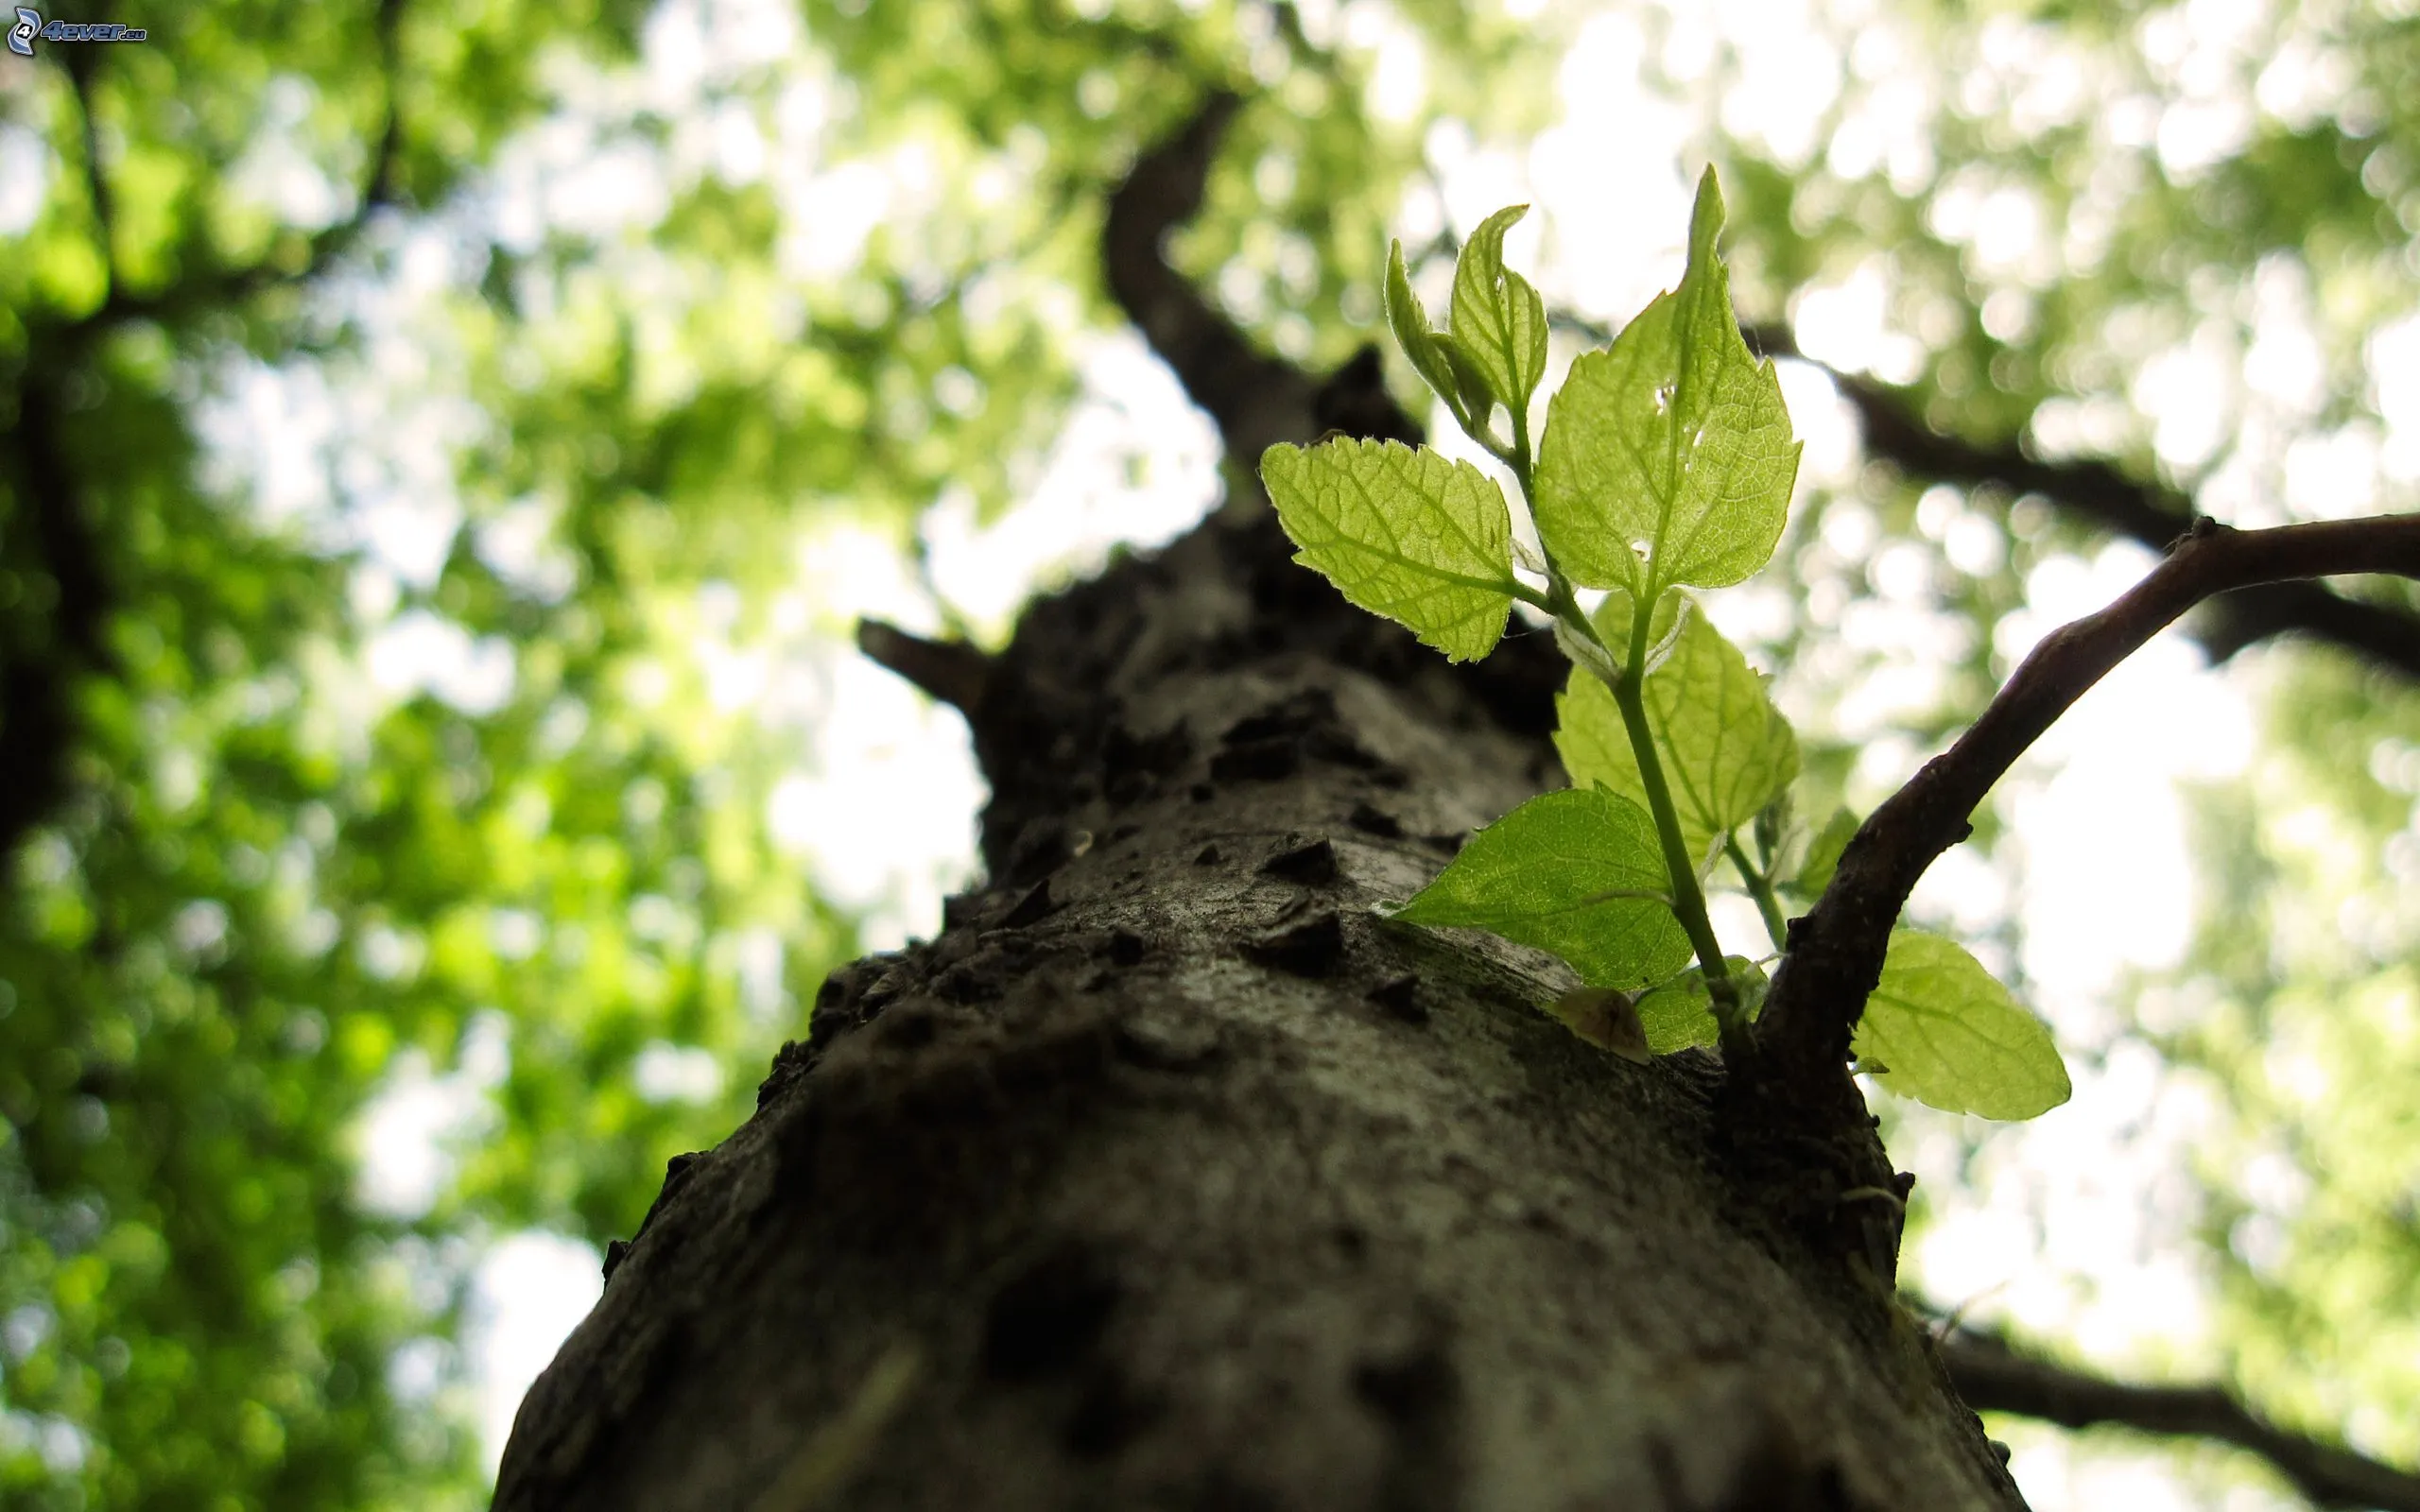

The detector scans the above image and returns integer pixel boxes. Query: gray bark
[490,492,2025,1510]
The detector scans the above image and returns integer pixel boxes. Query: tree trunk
[488,482,2027,1509]
[490,94,2030,1512]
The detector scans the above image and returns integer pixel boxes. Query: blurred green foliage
[0,0,2415,1507]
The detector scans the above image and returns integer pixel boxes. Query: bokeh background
[2,0,2417,1506]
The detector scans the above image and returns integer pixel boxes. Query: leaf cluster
[1260,174,2069,1121]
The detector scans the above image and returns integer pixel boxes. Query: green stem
[1540,571,1594,642]
[1507,397,1536,502]
[1725,834,1788,954]
[1603,593,1744,1047]
[1497,419,1566,617]
[1501,423,1741,1057]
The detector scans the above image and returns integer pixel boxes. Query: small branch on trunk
[1939,1328,2420,1512]
[856,620,993,716]
[1754,511,2420,1085]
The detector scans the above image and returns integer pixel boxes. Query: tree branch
[82,0,410,333]
[1939,1328,2420,1511]
[1730,323,2190,542]
[1100,91,1320,466]
[1754,512,2420,1088]
[856,619,993,715]
[1537,311,2420,686]
[63,47,114,301]
[1740,320,2420,685]
[0,359,116,871]
[0,0,410,875]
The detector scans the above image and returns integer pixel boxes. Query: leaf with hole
[1532,169,1799,597]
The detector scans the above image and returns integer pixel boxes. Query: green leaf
[1782,806,1858,902]
[1554,590,1798,877]
[1449,204,1550,420]
[1855,932,2072,1120]
[1532,168,1799,596]
[1384,239,1469,422]
[1546,986,1651,1063]
[1437,334,1501,430]
[1257,437,1517,663]
[1634,955,1770,1053]
[1393,787,1692,990]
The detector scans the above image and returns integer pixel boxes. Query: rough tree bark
[491,99,2031,1512]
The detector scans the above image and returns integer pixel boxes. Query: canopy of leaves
[0,4,1530,1504]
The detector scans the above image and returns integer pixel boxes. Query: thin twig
[1939,1328,2420,1512]
[1754,512,2420,1081]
